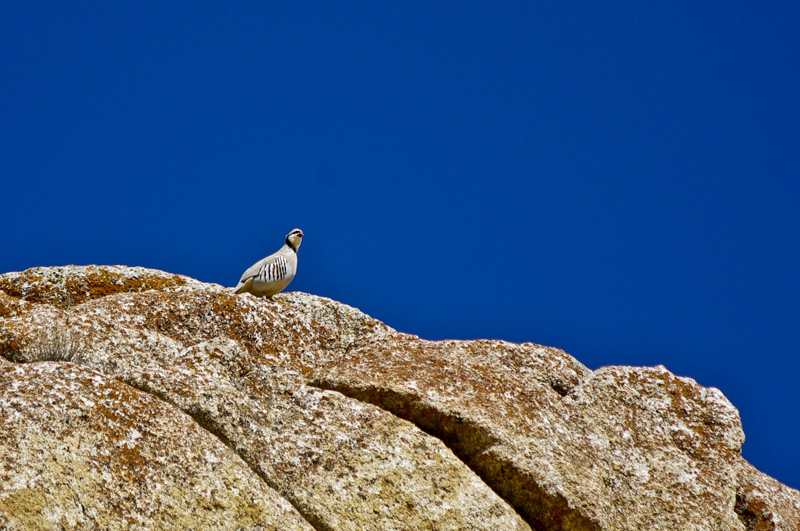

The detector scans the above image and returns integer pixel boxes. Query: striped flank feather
[259,256,288,283]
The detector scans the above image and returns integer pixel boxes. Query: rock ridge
[1,265,798,530]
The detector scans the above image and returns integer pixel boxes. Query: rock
[1,265,798,530]
[311,336,749,530]
[1,266,529,531]
[0,265,207,309]
[0,359,312,531]
[736,460,800,530]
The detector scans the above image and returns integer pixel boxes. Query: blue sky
[2,3,799,488]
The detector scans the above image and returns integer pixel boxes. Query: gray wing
[236,251,291,289]
[235,252,281,288]
[234,253,278,293]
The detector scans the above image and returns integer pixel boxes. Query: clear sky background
[2,3,799,488]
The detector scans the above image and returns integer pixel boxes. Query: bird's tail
[232,277,253,295]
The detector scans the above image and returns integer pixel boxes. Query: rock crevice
[118,375,327,531]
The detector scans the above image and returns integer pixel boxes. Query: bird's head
[285,228,304,252]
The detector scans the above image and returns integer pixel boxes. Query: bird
[233,228,303,298]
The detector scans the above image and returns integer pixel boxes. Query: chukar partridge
[233,228,303,297]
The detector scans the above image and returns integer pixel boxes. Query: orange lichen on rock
[0,265,199,309]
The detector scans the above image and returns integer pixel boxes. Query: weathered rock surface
[0,359,312,531]
[1,265,798,530]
